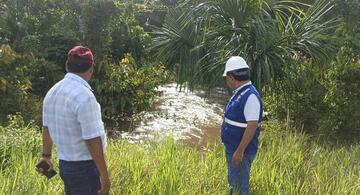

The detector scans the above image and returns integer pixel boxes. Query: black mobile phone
[36,161,57,179]
[43,169,57,179]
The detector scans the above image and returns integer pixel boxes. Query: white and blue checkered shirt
[43,73,107,161]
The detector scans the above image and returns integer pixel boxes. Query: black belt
[59,159,93,164]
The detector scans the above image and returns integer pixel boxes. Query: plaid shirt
[43,73,106,161]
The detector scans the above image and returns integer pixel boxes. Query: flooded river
[115,83,230,148]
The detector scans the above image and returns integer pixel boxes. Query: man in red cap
[36,45,111,195]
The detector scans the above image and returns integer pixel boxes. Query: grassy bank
[1,117,359,194]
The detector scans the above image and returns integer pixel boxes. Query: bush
[110,13,152,63]
[93,54,174,121]
[321,47,360,136]
[265,48,360,137]
[264,60,328,132]
[1,1,172,125]
[0,45,42,124]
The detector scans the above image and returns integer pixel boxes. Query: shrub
[0,45,42,124]
[321,47,360,137]
[264,60,328,132]
[94,54,174,121]
[265,48,360,137]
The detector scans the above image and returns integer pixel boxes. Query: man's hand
[85,137,110,194]
[232,121,258,166]
[38,126,53,174]
[35,157,54,174]
[98,173,111,195]
[232,150,244,166]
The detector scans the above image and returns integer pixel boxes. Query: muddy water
[116,83,230,147]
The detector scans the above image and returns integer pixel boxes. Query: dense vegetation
[151,0,360,136]
[0,0,359,194]
[0,0,174,125]
[1,0,358,135]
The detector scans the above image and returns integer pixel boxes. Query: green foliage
[151,7,205,89]
[41,33,80,68]
[0,0,80,123]
[83,0,116,62]
[0,0,170,125]
[321,48,360,135]
[152,0,337,89]
[262,0,360,136]
[0,115,62,194]
[1,119,360,194]
[0,0,80,54]
[265,47,360,135]
[264,58,330,130]
[94,54,174,120]
[0,114,41,169]
[107,138,228,194]
[252,121,360,194]
[109,8,152,63]
[149,0,357,136]
[0,45,42,123]
[331,0,360,50]
[26,56,63,98]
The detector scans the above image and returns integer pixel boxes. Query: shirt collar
[233,81,252,94]
[64,73,93,91]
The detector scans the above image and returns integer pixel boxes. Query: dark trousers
[59,160,101,195]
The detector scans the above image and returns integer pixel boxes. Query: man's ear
[228,74,234,81]
[65,62,69,72]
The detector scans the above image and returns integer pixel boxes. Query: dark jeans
[226,151,256,195]
[59,160,101,195]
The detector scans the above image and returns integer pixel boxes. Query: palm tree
[152,0,337,89]
[151,7,205,88]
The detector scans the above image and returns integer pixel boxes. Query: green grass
[1,118,359,194]
[252,122,360,194]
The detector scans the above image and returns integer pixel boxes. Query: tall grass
[1,117,359,194]
[252,121,360,194]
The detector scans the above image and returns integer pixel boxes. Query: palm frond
[152,0,338,89]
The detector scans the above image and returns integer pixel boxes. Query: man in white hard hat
[221,56,263,195]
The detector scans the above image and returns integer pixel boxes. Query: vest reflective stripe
[240,88,250,96]
[224,117,261,128]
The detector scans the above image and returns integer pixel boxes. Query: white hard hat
[223,56,249,76]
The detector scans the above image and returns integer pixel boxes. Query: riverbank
[1,118,359,194]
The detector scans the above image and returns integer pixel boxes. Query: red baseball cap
[67,46,94,66]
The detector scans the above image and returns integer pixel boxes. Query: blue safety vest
[221,84,263,155]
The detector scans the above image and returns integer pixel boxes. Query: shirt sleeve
[42,97,49,127]
[244,94,261,122]
[76,96,105,140]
